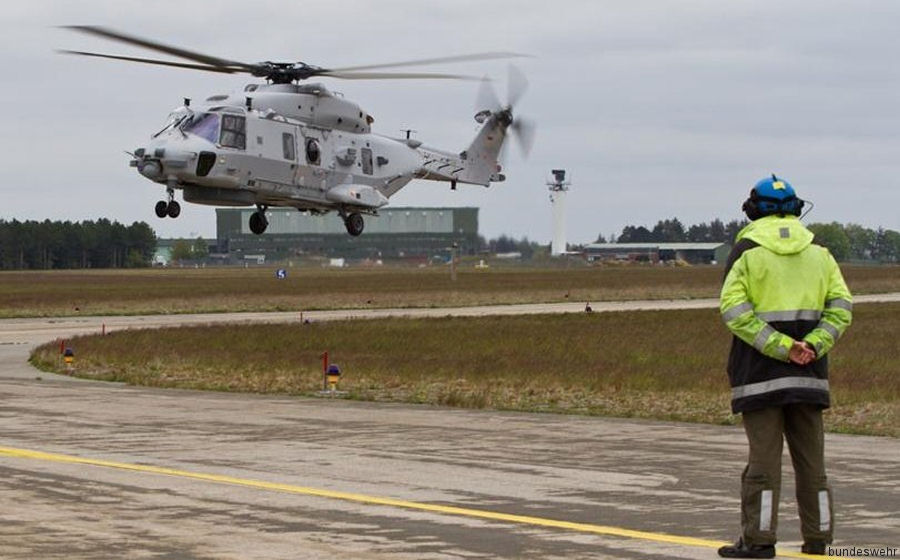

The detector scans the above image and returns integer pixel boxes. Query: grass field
[3,263,899,317]
[30,302,900,437]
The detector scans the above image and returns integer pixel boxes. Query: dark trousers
[740,403,833,546]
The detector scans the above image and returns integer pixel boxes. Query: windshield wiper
[152,114,189,139]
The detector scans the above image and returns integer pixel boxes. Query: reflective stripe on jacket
[720,215,852,413]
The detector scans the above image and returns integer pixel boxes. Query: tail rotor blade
[476,76,502,112]
[507,64,529,108]
[511,117,536,158]
[472,66,534,161]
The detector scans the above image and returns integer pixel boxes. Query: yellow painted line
[0,445,822,558]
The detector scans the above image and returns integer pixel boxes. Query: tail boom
[414,113,510,187]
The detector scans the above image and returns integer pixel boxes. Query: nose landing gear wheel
[249,211,268,235]
[344,213,364,236]
[154,200,168,218]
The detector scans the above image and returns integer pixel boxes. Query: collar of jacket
[735,215,814,256]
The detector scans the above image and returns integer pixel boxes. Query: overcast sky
[1,1,898,243]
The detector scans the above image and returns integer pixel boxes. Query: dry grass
[30,303,900,437]
[2,264,898,318]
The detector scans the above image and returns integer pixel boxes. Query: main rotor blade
[57,50,239,74]
[319,70,479,81]
[63,25,253,72]
[328,52,529,73]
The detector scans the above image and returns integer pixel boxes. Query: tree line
[2,217,895,269]
[603,218,748,244]
[805,222,899,262]
[169,237,210,262]
[480,234,541,258]
[598,218,899,262]
[0,219,157,270]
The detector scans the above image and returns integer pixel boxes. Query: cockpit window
[220,115,246,150]
[181,113,220,144]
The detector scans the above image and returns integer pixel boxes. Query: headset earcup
[743,196,761,220]
[780,197,803,216]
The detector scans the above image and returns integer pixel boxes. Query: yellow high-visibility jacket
[720,215,852,413]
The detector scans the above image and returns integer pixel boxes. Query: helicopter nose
[131,143,198,180]
[158,147,195,170]
[138,160,162,180]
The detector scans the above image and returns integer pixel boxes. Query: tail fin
[458,113,510,185]
[459,69,532,185]
[413,70,531,188]
[413,113,509,188]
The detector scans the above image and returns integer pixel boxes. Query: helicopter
[60,26,534,236]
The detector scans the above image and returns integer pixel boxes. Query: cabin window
[220,115,246,150]
[305,138,321,165]
[361,147,373,175]
[182,113,220,144]
[282,133,296,160]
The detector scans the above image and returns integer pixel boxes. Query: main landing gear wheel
[154,200,181,218]
[249,211,268,235]
[344,212,364,236]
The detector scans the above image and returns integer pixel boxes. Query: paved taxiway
[1,296,898,558]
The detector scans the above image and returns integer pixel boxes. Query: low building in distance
[216,207,479,261]
[584,242,730,265]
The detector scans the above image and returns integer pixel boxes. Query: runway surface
[2,296,898,559]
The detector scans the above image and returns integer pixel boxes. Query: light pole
[450,242,458,282]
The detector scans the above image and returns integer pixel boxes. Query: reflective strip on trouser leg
[741,408,783,545]
[759,490,773,532]
[783,404,831,541]
[819,490,831,532]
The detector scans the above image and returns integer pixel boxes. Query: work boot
[801,541,827,555]
[718,538,776,559]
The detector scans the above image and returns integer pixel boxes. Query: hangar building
[584,242,731,264]
[216,207,479,260]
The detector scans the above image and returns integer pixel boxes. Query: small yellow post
[326,365,341,392]
[63,348,75,373]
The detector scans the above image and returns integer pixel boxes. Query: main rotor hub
[253,62,326,84]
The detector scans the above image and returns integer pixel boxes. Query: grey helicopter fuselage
[131,82,508,236]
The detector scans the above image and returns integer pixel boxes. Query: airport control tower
[548,169,570,256]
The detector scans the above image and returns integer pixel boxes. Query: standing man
[718,175,852,558]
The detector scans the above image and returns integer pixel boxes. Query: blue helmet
[742,174,804,220]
